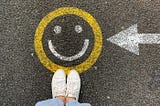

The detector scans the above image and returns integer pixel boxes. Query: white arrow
[107,24,160,55]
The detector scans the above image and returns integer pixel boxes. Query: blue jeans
[35,98,92,106]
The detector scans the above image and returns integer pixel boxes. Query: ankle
[66,97,76,103]
[56,96,65,103]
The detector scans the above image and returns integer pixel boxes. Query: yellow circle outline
[34,7,102,74]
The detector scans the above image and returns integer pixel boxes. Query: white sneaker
[51,69,66,98]
[66,70,81,101]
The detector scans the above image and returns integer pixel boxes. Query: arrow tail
[138,34,160,44]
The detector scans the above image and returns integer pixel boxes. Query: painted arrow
[107,24,160,55]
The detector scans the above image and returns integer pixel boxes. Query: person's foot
[66,70,81,101]
[51,69,66,98]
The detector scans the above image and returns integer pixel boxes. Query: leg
[66,100,91,106]
[35,98,64,106]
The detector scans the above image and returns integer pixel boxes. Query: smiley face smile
[48,39,89,61]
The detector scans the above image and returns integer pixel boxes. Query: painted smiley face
[43,15,94,66]
[34,7,102,73]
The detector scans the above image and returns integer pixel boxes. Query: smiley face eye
[75,25,83,33]
[54,25,62,34]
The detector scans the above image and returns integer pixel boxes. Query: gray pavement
[1,0,160,106]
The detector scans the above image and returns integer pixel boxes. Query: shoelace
[54,85,66,95]
[53,79,66,95]
[66,80,79,96]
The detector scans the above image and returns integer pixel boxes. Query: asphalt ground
[1,0,160,106]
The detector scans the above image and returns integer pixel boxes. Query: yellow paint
[34,7,103,74]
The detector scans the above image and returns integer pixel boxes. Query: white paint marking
[75,25,83,33]
[107,96,111,99]
[94,66,98,70]
[107,24,160,55]
[31,53,34,57]
[48,39,89,61]
[54,25,62,34]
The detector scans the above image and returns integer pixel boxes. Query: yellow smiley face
[34,7,102,74]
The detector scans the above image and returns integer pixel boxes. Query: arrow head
[107,24,140,55]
